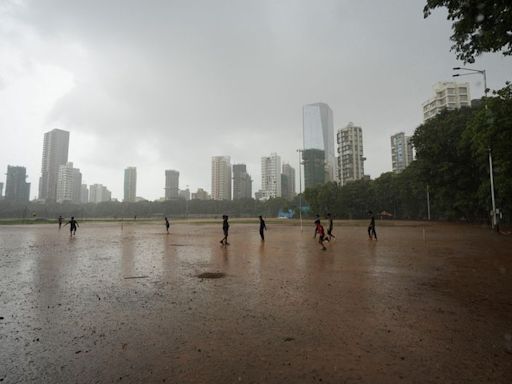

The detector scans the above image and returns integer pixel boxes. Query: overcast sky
[1,0,511,200]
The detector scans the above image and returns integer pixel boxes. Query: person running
[368,211,377,240]
[313,214,321,238]
[259,215,267,241]
[315,220,327,250]
[58,215,63,230]
[164,217,170,234]
[220,215,230,245]
[326,213,335,241]
[64,216,79,237]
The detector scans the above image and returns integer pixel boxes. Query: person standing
[64,216,79,237]
[220,215,230,245]
[326,213,335,241]
[368,211,377,240]
[58,215,63,230]
[259,216,267,241]
[164,217,170,234]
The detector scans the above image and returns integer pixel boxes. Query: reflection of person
[220,215,230,245]
[64,216,79,237]
[368,211,377,240]
[165,217,170,234]
[315,221,327,250]
[313,214,320,238]
[259,216,267,241]
[58,215,63,230]
[326,213,335,241]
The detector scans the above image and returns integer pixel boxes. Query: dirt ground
[0,220,511,383]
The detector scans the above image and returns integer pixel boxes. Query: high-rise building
[164,170,180,200]
[211,156,231,200]
[337,122,365,185]
[124,167,137,202]
[191,188,210,200]
[232,164,252,200]
[80,184,89,204]
[5,166,30,202]
[281,163,296,200]
[391,132,414,173]
[258,153,281,200]
[179,188,190,200]
[89,184,111,203]
[302,103,335,188]
[56,162,82,203]
[39,128,70,202]
[422,81,471,121]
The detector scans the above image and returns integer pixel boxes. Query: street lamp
[452,67,487,96]
[297,149,303,232]
[453,67,497,231]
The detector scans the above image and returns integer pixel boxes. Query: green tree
[424,0,512,63]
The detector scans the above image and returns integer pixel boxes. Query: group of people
[58,211,377,245]
[218,215,267,246]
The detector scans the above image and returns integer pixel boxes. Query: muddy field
[0,221,511,383]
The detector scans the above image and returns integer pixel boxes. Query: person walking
[220,215,230,245]
[259,216,267,241]
[368,211,377,240]
[64,216,79,237]
[315,220,327,250]
[326,213,335,241]
[164,217,170,234]
[58,215,63,230]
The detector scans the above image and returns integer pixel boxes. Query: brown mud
[0,221,511,383]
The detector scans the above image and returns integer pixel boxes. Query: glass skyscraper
[302,103,335,189]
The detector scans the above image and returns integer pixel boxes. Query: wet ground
[1,221,511,383]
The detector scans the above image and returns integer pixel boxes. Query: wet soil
[0,221,511,383]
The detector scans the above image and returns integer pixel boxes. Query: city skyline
[1,1,512,200]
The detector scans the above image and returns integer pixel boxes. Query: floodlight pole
[297,149,303,232]
[453,67,497,231]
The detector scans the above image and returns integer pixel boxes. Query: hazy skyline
[1,0,511,200]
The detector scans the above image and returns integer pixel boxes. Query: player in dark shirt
[164,217,170,234]
[220,215,230,245]
[326,213,335,241]
[259,216,267,241]
[58,215,63,230]
[64,216,79,237]
[368,211,377,240]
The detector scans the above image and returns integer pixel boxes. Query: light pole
[297,149,303,232]
[452,67,487,96]
[453,67,498,231]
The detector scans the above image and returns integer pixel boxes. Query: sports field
[1,221,511,383]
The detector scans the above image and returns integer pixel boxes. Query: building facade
[281,163,296,200]
[259,153,281,200]
[5,165,30,202]
[422,81,471,121]
[211,156,231,200]
[302,103,335,188]
[337,122,365,185]
[191,188,210,200]
[56,162,82,203]
[89,184,111,203]
[232,164,252,200]
[391,132,414,173]
[124,167,137,202]
[80,184,89,204]
[164,170,180,200]
[39,128,70,202]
